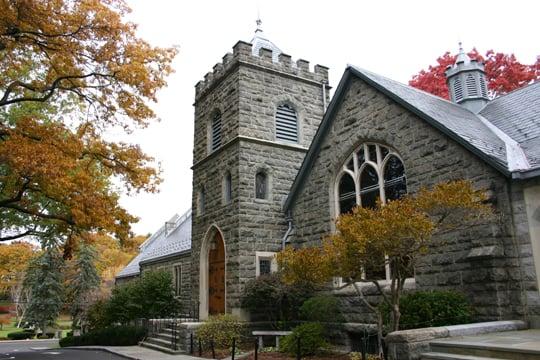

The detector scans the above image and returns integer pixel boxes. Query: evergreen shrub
[7,331,34,340]
[196,314,245,349]
[241,273,313,324]
[299,295,344,323]
[280,322,329,356]
[381,290,472,330]
[59,325,146,347]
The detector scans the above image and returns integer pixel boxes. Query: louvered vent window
[211,112,222,151]
[454,78,463,102]
[479,76,488,98]
[275,104,298,142]
[466,74,478,96]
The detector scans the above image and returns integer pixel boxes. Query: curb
[64,346,138,360]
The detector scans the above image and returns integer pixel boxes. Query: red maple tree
[409,49,540,99]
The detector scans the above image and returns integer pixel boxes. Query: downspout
[282,211,293,250]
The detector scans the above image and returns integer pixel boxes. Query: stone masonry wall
[191,40,328,318]
[141,253,192,309]
[289,76,529,322]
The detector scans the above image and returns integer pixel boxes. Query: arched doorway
[199,226,226,319]
[208,231,225,315]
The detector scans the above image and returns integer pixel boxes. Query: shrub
[241,273,313,324]
[7,331,35,340]
[59,325,146,347]
[105,270,180,325]
[299,295,344,323]
[280,323,329,356]
[86,299,111,331]
[381,290,472,330]
[196,314,245,349]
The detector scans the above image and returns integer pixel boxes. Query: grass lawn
[0,315,73,339]
[0,318,24,338]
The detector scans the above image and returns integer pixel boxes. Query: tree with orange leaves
[277,181,491,357]
[0,0,177,253]
[409,49,540,99]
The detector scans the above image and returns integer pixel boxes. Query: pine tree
[69,244,100,331]
[23,248,65,333]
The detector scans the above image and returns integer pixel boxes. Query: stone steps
[140,339,185,355]
[428,339,540,360]
[422,352,506,360]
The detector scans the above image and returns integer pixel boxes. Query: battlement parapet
[195,40,329,101]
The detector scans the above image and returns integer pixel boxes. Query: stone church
[117,25,540,326]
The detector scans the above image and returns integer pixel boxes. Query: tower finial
[255,17,262,33]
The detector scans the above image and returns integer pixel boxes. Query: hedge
[59,325,146,347]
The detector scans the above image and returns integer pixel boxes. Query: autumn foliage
[0,0,177,251]
[409,49,540,99]
[277,180,491,355]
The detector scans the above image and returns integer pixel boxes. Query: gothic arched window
[255,171,267,199]
[275,104,298,142]
[335,143,408,280]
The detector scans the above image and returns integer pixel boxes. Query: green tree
[105,270,179,324]
[69,244,100,331]
[23,247,65,332]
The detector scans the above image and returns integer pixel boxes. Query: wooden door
[208,232,225,315]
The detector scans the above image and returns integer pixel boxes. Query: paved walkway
[73,346,202,360]
[434,329,540,352]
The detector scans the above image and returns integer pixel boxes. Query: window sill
[332,277,416,296]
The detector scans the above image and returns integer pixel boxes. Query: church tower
[445,43,489,113]
[191,22,329,319]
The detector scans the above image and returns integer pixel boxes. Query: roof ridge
[348,65,478,113]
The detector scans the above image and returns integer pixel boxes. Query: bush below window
[241,273,313,325]
[59,325,146,347]
[381,290,472,330]
[299,295,344,323]
[195,314,245,349]
[280,322,329,356]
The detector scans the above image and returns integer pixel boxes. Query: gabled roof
[284,66,540,211]
[480,82,540,170]
[116,209,192,279]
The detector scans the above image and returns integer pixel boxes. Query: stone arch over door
[199,225,226,319]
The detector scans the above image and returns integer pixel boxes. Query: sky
[121,0,540,235]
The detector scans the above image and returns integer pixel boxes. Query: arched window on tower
[466,74,478,97]
[211,111,222,151]
[224,171,232,204]
[198,186,206,216]
[255,171,268,199]
[275,104,298,142]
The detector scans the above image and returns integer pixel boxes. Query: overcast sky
[121,0,539,235]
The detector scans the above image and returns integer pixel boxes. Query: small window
[255,172,267,199]
[198,187,206,215]
[259,259,272,276]
[275,104,298,142]
[224,172,232,204]
[174,265,182,296]
[211,111,222,151]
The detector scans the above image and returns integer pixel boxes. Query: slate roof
[284,65,540,211]
[116,209,192,279]
[480,82,540,168]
